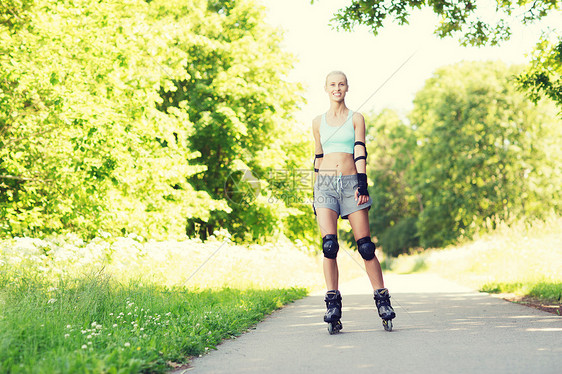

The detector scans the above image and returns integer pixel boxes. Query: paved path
[175,274,561,374]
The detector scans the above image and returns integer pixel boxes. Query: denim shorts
[313,174,372,219]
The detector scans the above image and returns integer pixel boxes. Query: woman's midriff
[318,153,357,176]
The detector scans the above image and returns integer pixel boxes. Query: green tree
[156,0,313,243]
[0,0,225,238]
[410,61,562,247]
[0,0,316,244]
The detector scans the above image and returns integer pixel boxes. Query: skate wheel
[328,320,342,335]
[382,319,393,332]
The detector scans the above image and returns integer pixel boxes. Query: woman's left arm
[353,113,367,174]
[353,113,369,204]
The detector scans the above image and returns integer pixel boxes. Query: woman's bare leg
[347,209,384,290]
[316,208,339,290]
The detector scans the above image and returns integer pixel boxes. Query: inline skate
[374,288,395,331]
[324,290,343,334]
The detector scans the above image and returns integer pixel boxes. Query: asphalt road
[174,273,561,374]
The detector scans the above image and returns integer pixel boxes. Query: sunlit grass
[0,233,322,373]
[0,270,306,373]
[386,215,562,302]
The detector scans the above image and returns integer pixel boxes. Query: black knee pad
[357,237,376,260]
[322,234,339,259]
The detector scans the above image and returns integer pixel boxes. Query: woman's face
[325,73,348,102]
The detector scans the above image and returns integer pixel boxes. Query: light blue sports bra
[320,110,355,154]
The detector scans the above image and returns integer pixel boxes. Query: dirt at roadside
[502,295,561,316]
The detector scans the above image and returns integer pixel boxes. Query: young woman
[312,71,395,333]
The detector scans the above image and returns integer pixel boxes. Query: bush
[379,217,419,257]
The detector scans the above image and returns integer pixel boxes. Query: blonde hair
[325,71,348,86]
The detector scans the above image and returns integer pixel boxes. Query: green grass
[481,281,562,302]
[385,215,562,304]
[0,235,323,372]
[0,269,306,373]
[0,231,375,373]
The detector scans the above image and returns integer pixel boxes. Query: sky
[259,0,561,126]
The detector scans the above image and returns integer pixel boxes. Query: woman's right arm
[312,116,323,182]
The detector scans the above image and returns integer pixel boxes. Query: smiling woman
[312,71,396,333]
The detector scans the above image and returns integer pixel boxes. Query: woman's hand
[354,189,369,206]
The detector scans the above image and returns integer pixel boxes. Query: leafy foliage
[517,35,562,109]
[323,0,560,46]
[0,0,225,239]
[0,0,35,29]
[0,0,314,243]
[365,62,562,254]
[410,61,561,247]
